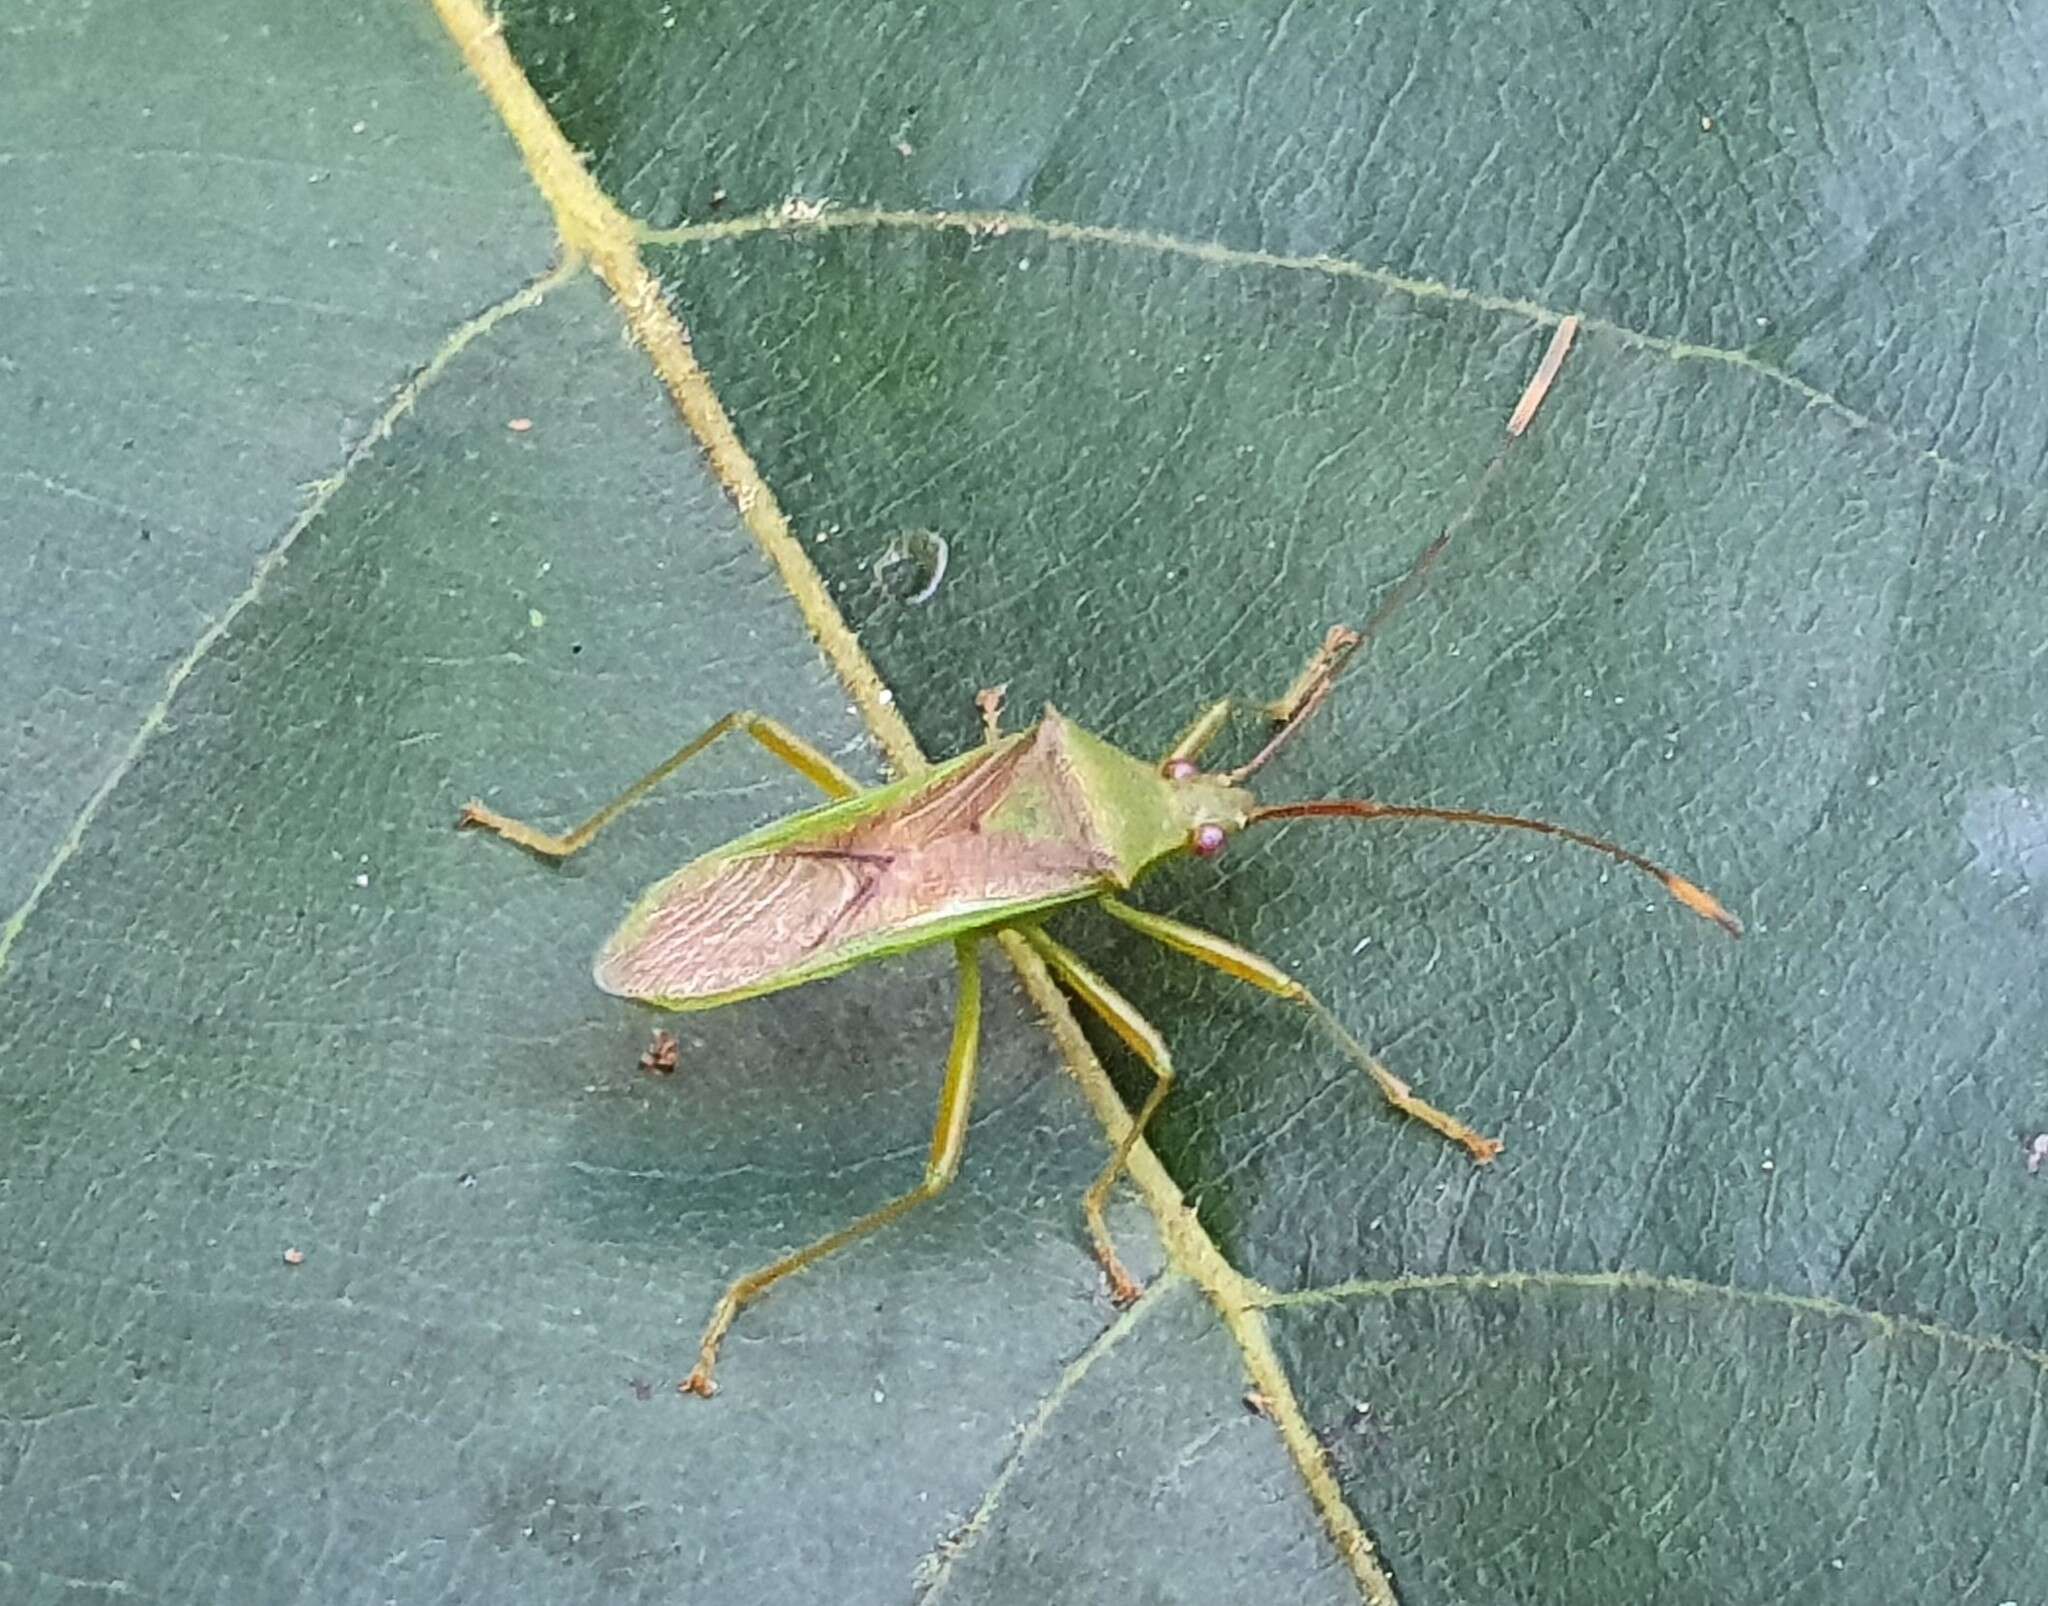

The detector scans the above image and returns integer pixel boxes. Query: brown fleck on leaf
[1242,1389,1272,1418]
[639,1029,680,1075]
[283,1247,305,1266]
[1505,314,1579,437]
[976,683,1008,741]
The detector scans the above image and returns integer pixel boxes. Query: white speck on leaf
[1961,787,2048,883]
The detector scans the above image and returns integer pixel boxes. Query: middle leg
[1021,927,1175,1306]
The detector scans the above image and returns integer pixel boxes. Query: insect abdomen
[594,722,1117,1007]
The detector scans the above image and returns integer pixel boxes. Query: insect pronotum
[458,317,1739,1397]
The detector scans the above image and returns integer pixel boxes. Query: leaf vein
[640,202,1982,487]
[1253,1267,2048,1378]
[0,257,579,988]
[911,1272,1178,1602]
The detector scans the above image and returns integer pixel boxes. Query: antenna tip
[1666,873,1743,938]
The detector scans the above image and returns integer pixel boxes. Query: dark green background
[4,1,2045,1601]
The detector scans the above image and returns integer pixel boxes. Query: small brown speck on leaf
[283,1247,306,1266]
[976,684,1008,741]
[1505,315,1579,437]
[639,1030,681,1075]
[1242,1389,1271,1418]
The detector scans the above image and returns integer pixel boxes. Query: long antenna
[1250,798,1742,937]
[1225,316,1581,785]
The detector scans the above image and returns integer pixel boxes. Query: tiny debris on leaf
[976,684,1008,741]
[1242,1389,1272,1418]
[639,1029,681,1075]
[2026,1133,2048,1174]
[1505,314,1579,437]
[283,1247,306,1266]
[507,417,533,433]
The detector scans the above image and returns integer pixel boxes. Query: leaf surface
[5,1,2046,1601]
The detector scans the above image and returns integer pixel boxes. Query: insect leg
[1161,699,1233,767]
[1160,628,1376,772]
[1021,928,1173,1307]
[458,710,861,860]
[1224,625,1371,784]
[1096,896,1502,1163]
[1260,624,1364,727]
[681,936,984,1397]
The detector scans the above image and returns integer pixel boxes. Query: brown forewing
[596,720,1121,1004]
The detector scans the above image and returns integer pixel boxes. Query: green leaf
[0,0,556,919]
[7,1,2046,1602]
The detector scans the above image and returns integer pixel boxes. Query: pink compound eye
[1191,824,1228,859]
[1163,758,1199,781]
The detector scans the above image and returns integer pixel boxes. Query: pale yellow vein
[1255,1267,2048,1378]
[0,257,581,984]
[913,1272,1181,1602]
[640,202,1963,482]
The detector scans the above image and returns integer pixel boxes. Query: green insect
[458,624,1739,1397]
